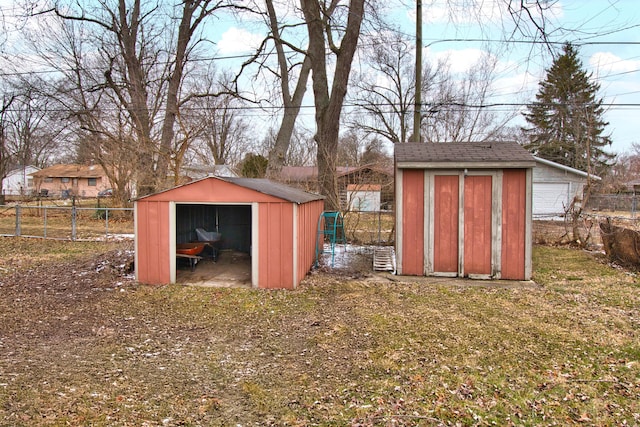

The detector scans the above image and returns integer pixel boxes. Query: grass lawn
[0,239,638,426]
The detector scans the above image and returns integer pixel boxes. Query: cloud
[217,27,263,55]
[427,48,487,73]
[589,52,640,76]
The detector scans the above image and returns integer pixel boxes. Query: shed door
[463,175,492,276]
[433,175,459,273]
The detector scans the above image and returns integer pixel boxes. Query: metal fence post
[15,204,21,236]
[105,207,109,238]
[44,206,48,239]
[71,205,77,241]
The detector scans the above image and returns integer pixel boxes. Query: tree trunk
[266,57,311,177]
[301,0,365,210]
[265,0,311,178]
[156,0,197,191]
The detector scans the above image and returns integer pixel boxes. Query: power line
[3,100,640,116]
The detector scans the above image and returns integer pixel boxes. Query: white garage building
[533,156,600,219]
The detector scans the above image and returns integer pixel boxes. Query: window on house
[88,178,97,186]
[44,177,53,183]
[61,177,70,183]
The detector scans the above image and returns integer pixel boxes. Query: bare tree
[261,0,312,177]
[336,128,363,167]
[0,79,64,202]
[352,33,518,145]
[0,94,15,204]
[40,0,235,196]
[5,84,61,169]
[301,0,365,210]
[260,126,316,168]
[188,92,252,169]
[350,31,440,144]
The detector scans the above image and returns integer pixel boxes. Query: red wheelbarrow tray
[176,242,206,256]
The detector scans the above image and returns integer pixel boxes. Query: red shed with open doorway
[135,177,325,289]
[395,142,535,280]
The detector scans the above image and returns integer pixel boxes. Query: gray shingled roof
[224,177,324,204]
[395,142,535,168]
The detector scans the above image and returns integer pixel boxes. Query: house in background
[2,166,40,196]
[532,156,600,219]
[347,184,381,211]
[280,164,394,210]
[395,141,535,281]
[31,164,112,198]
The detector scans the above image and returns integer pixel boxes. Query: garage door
[533,182,570,217]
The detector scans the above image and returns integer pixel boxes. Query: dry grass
[0,203,133,239]
[342,211,394,245]
[0,238,638,426]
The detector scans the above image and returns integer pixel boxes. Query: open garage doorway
[173,203,254,287]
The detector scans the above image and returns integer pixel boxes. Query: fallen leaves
[0,241,639,425]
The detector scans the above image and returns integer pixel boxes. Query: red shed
[395,142,535,280]
[135,177,325,289]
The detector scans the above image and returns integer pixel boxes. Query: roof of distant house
[280,164,393,181]
[5,166,40,176]
[395,141,535,168]
[31,164,105,178]
[181,164,238,178]
[534,156,601,180]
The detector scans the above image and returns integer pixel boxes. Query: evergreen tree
[240,153,268,178]
[523,43,613,175]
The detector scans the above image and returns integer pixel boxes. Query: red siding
[136,201,171,284]
[501,170,526,280]
[401,170,425,275]
[463,176,492,275]
[296,200,325,286]
[434,175,459,273]
[259,203,295,289]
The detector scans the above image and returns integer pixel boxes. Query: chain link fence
[341,209,395,245]
[0,203,134,241]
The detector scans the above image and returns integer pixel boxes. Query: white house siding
[2,166,39,196]
[348,190,381,211]
[532,158,595,219]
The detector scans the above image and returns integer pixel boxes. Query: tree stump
[600,218,640,268]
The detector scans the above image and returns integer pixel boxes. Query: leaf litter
[0,236,638,426]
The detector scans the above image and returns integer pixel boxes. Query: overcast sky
[1,0,638,155]
[214,0,640,154]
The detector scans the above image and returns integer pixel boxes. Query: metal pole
[413,0,422,143]
[15,204,21,236]
[71,197,77,241]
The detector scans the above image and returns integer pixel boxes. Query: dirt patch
[1,239,639,425]
[177,250,252,287]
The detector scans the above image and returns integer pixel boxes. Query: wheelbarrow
[176,243,206,271]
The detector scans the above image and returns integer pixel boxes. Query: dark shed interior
[176,204,252,252]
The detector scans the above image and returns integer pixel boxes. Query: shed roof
[223,177,324,204]
[395,142,535,169]
[137,176,325,204]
